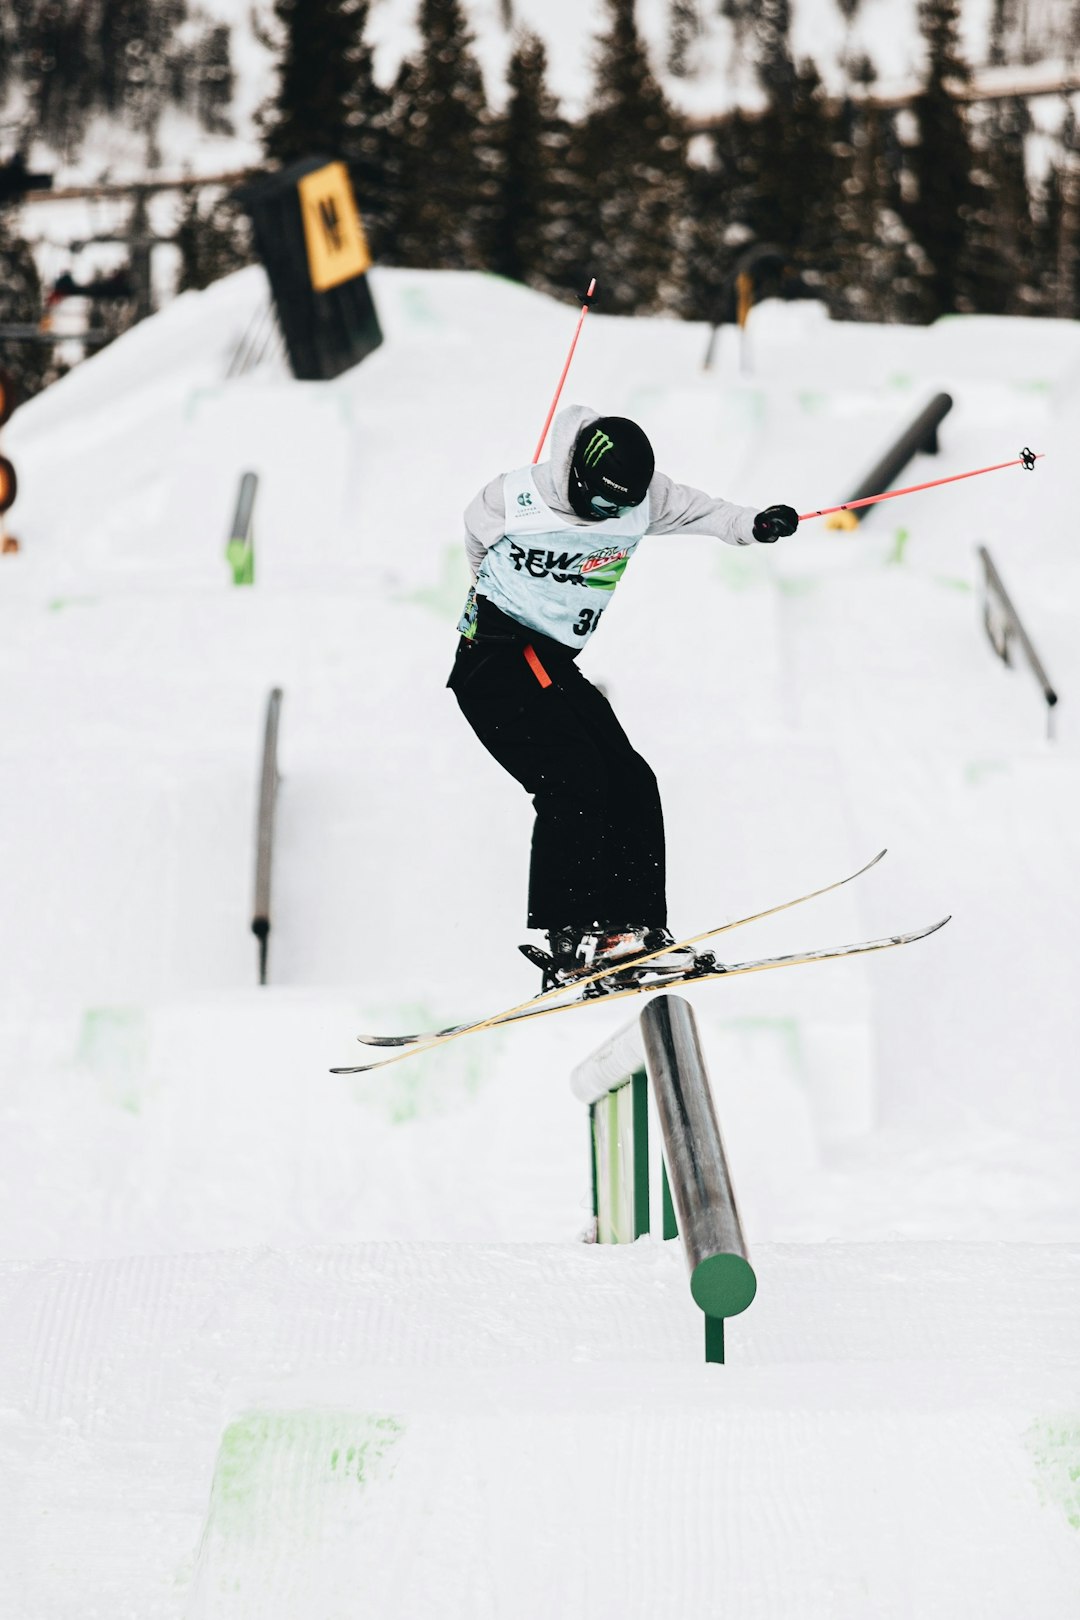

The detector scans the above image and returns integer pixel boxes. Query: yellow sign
[297,162,372,292]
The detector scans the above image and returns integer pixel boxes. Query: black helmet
[568,416,655,521]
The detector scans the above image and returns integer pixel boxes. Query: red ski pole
[799,447,1042,524]
[533,278,597,464]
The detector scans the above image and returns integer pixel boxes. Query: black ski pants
[448,603,666,932]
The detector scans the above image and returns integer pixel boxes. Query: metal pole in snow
[798,448,1043,524]
[532,278,597,464]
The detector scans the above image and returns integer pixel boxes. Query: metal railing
[571,993,756,1364]
[978,544,1059,739]
[252,688,284,985]
[829,392,953,528]
[225,470,258,585]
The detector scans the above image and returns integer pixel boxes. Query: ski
[352,848,887,1052]
[329,917,949,1075]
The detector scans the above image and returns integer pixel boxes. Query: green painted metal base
[592,1068,650,1243]
[226,539,254,585]
[705,1314,725,1364]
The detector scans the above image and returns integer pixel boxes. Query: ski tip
[355,1024,465,1046]
[911,914,951,941]
[330,1063,375,1075]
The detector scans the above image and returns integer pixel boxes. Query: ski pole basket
[571,993,756,1364]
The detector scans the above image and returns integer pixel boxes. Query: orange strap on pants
[523,643,553,689]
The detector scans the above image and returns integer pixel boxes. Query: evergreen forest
[2,0,1080,402]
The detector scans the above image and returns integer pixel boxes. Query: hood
[534,403,600,521]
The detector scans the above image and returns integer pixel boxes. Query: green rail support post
[590,1067,649,1243]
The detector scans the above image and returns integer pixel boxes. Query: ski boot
[520,924,708,994]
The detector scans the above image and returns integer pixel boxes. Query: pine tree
[1039,0,1080,316]
[193,22,235,138]
[987,0,1016,66]
[338,2,394,260]
[681,111,758,326]
[719,0,756,61]
[0,205,54,401]
[828,106,926,323]
[579,0,687,315]
[667,0,701,79]
[746,2,839,279]
[904,0,974,319]
[174,190,254,293]
[389,0,494,271]
[20,3,92,154]
[1036,106,1080,318]
[260,0,383,166]
[491,33,561,287]
[963,95,1034,314]
[15,0,231,160]
[259,0,393,256]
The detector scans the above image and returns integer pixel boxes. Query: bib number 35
[573,607,604,638]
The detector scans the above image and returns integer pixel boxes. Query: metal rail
[226,470,258,584]
[978,544,1059,739]
[835,392,953,526]
[571,993,756,1364]
[253,688,284,985]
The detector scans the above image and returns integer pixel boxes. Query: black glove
[752,504,799,543]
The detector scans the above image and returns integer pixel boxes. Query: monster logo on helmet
[568,416,655,522]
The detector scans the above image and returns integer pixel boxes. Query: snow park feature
[239,157,383,381]
[798,441,1044,528]
[225,469,258,586]
[820,391,954,530]
[1,263,1079,1617]
[978,543,1059,739]
[251,686,284,985]
[572,993,759,1364]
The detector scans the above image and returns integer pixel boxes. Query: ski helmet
[568,416,655,521]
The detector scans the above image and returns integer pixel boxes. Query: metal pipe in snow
[532,278,597,464]
[798,448,1043,524]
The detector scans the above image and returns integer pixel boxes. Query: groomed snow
[1,266,1078,1614]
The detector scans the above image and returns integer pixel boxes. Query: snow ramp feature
[822,390,953,527]
[4,1240,1077,1618]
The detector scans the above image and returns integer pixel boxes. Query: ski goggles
[569,461,643,521]
[588,493,636,518]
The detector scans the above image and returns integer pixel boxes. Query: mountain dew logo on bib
[581,546,630,591]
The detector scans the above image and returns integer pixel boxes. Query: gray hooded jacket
[463,403,759,578]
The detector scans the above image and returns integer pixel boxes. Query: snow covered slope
[5,1240,1078,1619]
[1,268,1078,1615]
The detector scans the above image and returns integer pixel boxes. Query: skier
[448,404,798,985]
